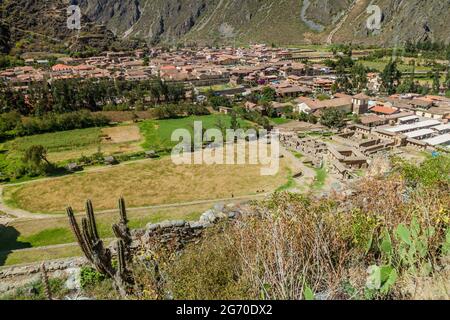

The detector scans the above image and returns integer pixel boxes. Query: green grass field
[0,128,103,180]
[270,117,292,125]
[139,114,252,151]
[196,84,238,93]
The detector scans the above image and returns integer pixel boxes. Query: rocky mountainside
[0,0,133,54]
[1,0,449,53]
[78,0,450,46]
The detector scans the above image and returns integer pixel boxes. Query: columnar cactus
[112,197,132,246]
[40,263,52,300]
[66,198,134,297]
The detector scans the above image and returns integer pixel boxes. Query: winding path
[326,0,361,45]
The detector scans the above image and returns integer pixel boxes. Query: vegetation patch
[139,114,252,152]
[312,167,328,189]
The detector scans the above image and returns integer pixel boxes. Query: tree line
[0,110,109,140]
[0,77,187,116]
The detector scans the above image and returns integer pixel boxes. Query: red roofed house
[52,64,73,73]
[370,105,399,116]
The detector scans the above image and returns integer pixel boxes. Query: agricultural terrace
[359,59,433,73]
[3,154,288,214]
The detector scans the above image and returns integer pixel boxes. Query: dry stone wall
[0,202,251,295]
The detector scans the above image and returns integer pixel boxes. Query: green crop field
[270,117,292,125]
[0,125,145,182]
[0,128,103,179]
[2,128,103,153]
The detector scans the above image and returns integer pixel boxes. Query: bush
[80,266,106,289]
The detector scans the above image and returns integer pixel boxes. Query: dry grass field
[4,155,288,214]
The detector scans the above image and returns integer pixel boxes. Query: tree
[334,55,353,93]
[215,117,228,136]
[432,70,441,94]
[319,109,346,129]
[22,145,51,174]
[0,111,21,134]
[261,116,272,131]
[397,61,416,94]
[445,67,450,90]
[298,112,309,122]
[351,63,368,92]
[381,60,402,95]
[230,111,239,131]
[307,113,318,124]
[209,95,231,110]
[261,87,276,102]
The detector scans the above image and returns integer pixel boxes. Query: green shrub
[80,266,105,289]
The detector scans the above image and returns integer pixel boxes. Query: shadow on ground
[0,224,32,266]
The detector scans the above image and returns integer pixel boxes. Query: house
[52,64,73,73]
[370,105,399,116]
[352,93,370,115]
[244,101,264,112]
[359,115,387,127]
[367,73,382,93]
[432,123,450,134]
[423,134,450,147]
[408,98,433,110]
[398,115,420,125]
[294,96,352,115]
[219,106,233,115]
[418,106,450,120]
[275,85,311,98]
[270,102,293,117]
[313,78,334,93]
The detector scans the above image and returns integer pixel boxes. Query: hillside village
[1,42,450,300]
[2,44,449,161]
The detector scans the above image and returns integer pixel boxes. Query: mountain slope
[0,0,124,54]
[1,0,449,53]
[78,0,450,46]
[330,0,450,45]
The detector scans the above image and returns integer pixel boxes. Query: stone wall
[0,202,250,295]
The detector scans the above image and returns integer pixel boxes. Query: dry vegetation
[107,155,449,300]
[4,156,288,214]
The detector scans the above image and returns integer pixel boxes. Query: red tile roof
[370,105,398,115]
